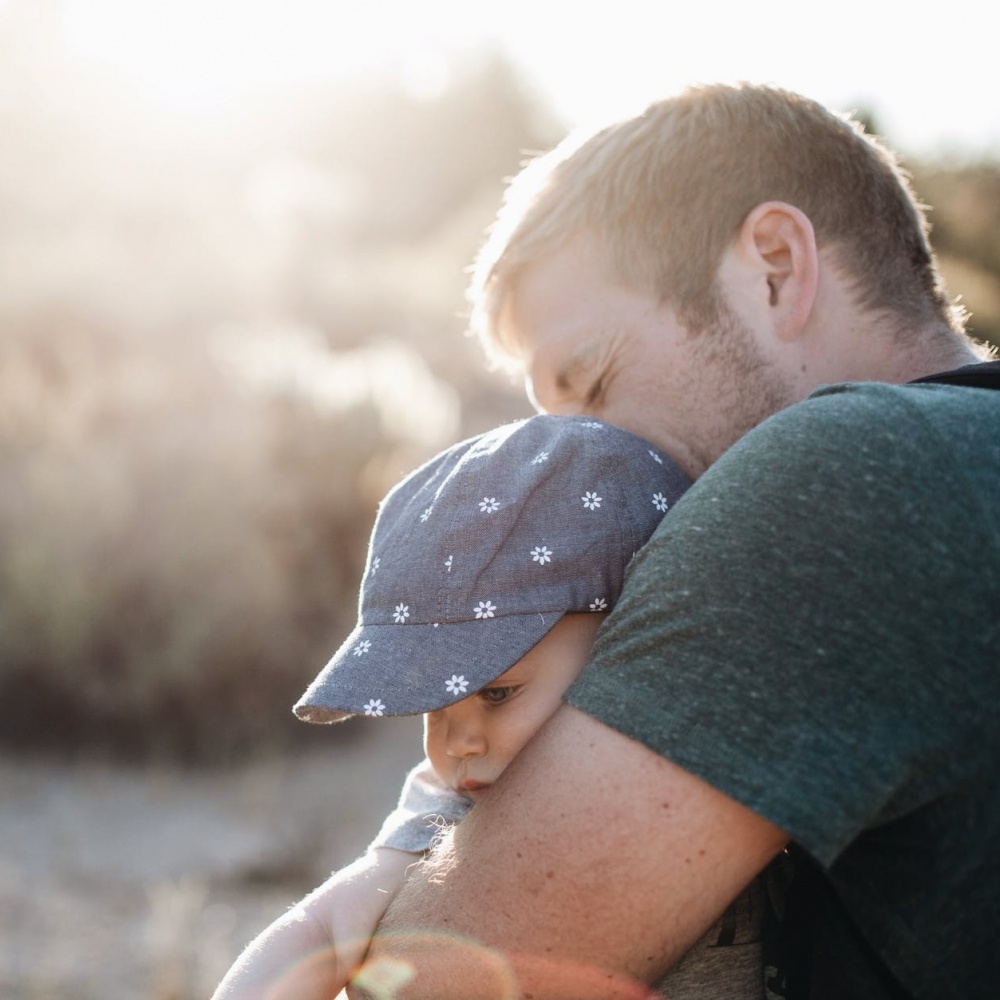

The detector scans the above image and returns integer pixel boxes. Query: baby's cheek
[423,717,448,776]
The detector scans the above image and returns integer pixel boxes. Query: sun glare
[61,0,349,114]
[9,0,1000,167]
[58,0,478,116]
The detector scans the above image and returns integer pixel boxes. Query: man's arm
[351,705,787,1000]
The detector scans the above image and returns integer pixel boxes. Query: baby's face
[424,613,605,801]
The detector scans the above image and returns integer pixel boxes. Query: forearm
[350,706,786,999]
[351,837,665,1000]
[213,847,417,1000]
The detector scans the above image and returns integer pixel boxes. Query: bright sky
[48,0,1000,158]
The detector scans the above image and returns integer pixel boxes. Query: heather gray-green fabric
[568,379,1000,1000]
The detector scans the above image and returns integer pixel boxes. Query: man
[351,84,999,998]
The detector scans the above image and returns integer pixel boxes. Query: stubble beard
[685,303,797,473]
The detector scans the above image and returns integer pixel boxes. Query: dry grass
[0,716,423,1000]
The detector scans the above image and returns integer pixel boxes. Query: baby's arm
[211,759,470,1000]
[211,845,415,1000]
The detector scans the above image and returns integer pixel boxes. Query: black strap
[770,849,914,1000]
[909,360,1000,388]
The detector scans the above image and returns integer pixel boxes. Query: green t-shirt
[568,380,1000,999]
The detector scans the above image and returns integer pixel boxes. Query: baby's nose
[445,714,487,758]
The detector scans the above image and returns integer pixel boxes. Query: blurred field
[0,716,424,1000]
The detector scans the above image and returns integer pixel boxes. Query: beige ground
[0,717,424,1000]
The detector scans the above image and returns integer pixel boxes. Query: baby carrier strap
[909,359,1000,388]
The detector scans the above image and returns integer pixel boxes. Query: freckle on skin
[698,849,706,856]
[546,870,555,878]
[661,802,670,809]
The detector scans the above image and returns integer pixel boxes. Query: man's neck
[822,308,987,387]
[804,260,987,388]
[880,338,986,385]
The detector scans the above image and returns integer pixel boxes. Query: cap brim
[293,611,565,723]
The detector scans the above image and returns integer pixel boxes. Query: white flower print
[479,497,500,513]
[363,699,385,716]
[444,555,453,572]
[582,421,604,429]
[445,675,469,696]
[589,597,608,611]
[582,491,602,510]
[531,545,553,565]
[652,492,670,512]
[531,450,550,465]
[649,449,664,464]
[353,640,372,656]
[474,600,497,619]
[393,604,410,624]
[420,506,433,522]
[370,557,380,576]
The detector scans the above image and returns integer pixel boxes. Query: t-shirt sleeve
[369,757,472,853]
[567,383,997,867]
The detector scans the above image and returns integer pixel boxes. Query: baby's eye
[479,685,521,707]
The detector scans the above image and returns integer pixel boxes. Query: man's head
[469,84,978,476]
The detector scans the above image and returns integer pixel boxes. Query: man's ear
[735,201,819,342]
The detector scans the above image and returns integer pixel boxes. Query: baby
[213,415,762,1000]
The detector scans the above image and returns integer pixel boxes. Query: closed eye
[584,375,605,406]
[585,349,621,410]
[551,353,602,408]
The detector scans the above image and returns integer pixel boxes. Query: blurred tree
[294,49,558,244]
[911,161,1000,349]
[0,20,539,760]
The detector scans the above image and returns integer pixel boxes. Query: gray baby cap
[294,415,690,723]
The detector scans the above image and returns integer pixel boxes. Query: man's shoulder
[659,374,1000,551]
[727,374,1000,482]
[798,371,1000,428]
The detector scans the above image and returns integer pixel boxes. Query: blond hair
[469,83,965,368]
